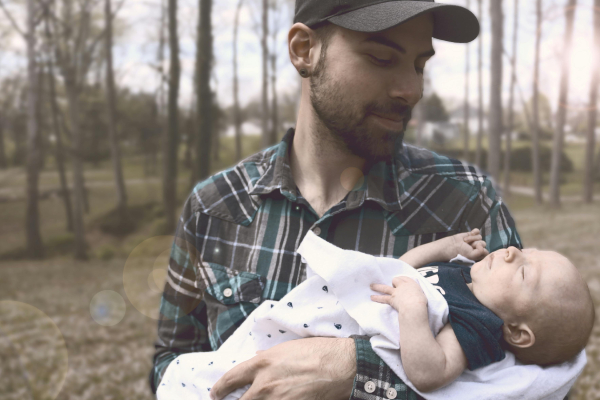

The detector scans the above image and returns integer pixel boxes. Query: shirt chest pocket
[200,262,265,305]
[199,263,266,349]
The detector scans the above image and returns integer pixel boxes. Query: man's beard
[309,49,412,164]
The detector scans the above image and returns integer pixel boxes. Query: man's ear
[288,23,318,74]
[502,323,535,349]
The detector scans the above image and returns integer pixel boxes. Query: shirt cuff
[350,335,422,400]
[150,352,180,394]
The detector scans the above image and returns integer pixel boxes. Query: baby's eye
[521,265,525,280]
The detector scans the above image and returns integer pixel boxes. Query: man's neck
[290,102,366,218]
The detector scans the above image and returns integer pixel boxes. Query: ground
[0,138,599,399]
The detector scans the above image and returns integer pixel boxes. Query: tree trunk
[196,0,213,181]
[212,113,220,162]
[0,112,7,169]
[503,0,519,197]
[488,0,503,182]
[155,0,167,178]
[164,0,181,233]
[463,0,470,161]
[532,0,543,204]
[476,0,484,167]
[233,0,243,162]
[584,0,600,203]
[47,61,74,232]
[260,0,270,148]
[36,69,47,171]
[65,80,88,259]
[549,0,577,207]
[269,3,280,145]
[185,103,194,174]
[270,52,279,144]
[25,0,44,259]
[104,0,128,214]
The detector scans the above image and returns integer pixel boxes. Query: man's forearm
[321,338,356,400]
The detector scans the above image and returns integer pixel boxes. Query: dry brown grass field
[1,192,599,399]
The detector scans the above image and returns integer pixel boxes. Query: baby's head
[469,247,595,366]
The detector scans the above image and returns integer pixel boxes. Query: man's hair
[312,21,337,47]
[507,272,595,366]
[312,21,338,59]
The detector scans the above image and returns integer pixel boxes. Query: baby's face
[468,247,578,324]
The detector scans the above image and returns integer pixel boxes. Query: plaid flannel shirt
[150,128,522,399]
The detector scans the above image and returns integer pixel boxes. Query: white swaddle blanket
[157,231,586,400]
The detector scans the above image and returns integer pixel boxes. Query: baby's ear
[502,323,535,349]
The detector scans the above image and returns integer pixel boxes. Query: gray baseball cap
[294,0,480,43]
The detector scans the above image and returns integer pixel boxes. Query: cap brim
[327,1,479,43]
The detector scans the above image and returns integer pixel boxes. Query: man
[150,1,522,399]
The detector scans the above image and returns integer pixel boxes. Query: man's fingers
[370,294,391,304]
[237,386,263,400]
[392,276,412,287]
[370,283,394,294]
[210,360,256,400]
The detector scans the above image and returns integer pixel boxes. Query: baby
[157,229,593,400]
[371,229,596,393]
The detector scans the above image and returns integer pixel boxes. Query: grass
[0,259,159,400]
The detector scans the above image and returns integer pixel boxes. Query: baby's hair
[508,263,595,366]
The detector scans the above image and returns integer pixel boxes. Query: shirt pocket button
[364,381,376,393]
[386,387,397,399]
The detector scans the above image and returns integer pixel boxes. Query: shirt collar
[249,128,404,212]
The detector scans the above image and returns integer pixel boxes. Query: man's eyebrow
[364,36,436,58]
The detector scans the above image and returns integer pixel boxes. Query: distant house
[223,121,262,137]
[421,121,461,144]
[448,104,488,136]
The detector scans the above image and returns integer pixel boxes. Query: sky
[0,0,597,120]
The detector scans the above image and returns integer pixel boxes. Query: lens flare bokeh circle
[0,301,69,400]
[123,236,178,320]
[89,290,126,326]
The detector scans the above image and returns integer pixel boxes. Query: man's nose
[387,67,423,107]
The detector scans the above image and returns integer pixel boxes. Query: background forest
[0,0,600,398]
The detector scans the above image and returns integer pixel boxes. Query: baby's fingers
[473,241,489,258]
[464,233,483,244]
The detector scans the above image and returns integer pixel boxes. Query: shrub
[96,245,116,261]
[434,146,573,173]
[94,202,158,236]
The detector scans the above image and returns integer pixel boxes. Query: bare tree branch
[0,0,26,38]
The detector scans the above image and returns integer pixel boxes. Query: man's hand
[448,228,488,261]
[370,276,427,316]
[209,337,356,400]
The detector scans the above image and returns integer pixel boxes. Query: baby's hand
[370,276,427,315]
[450,229,489,261]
